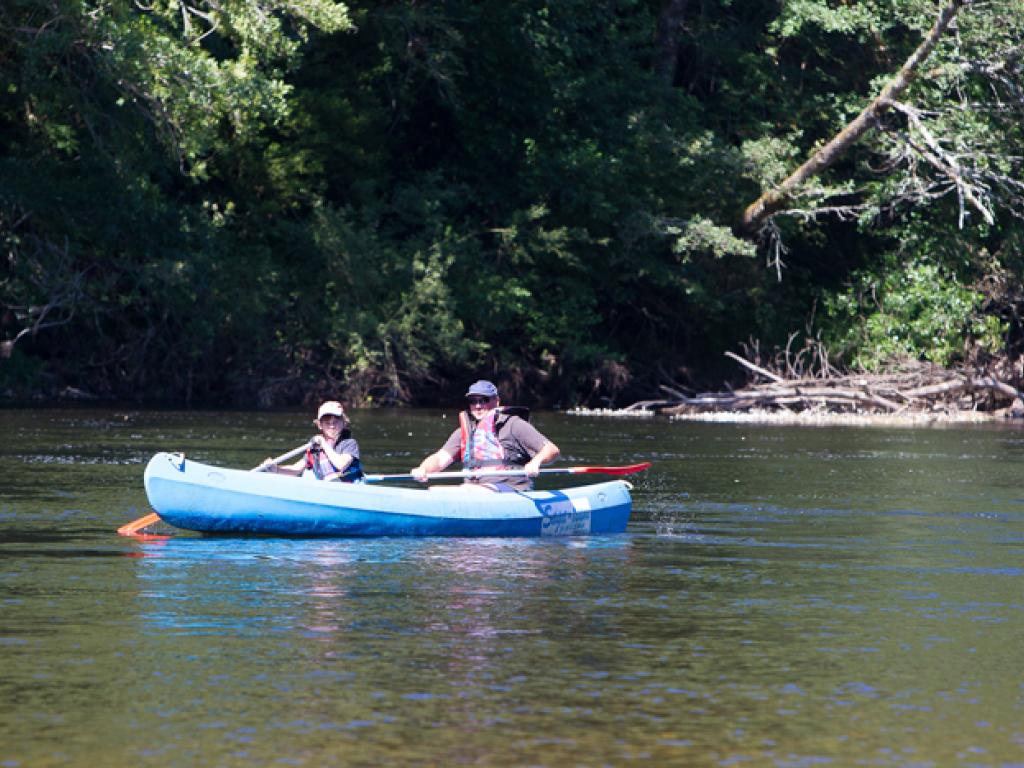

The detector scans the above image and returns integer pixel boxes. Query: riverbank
[568,357,1024,426]
[569,405,1012,427]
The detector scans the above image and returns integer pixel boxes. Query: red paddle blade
[569,462,652,475]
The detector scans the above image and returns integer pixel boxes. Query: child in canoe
[263,401,365,482]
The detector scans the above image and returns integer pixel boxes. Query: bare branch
[887,99,995,225]
[724,350,784,383]
[614,355,1024,418]
[1,236,88,358]
[741,0,965,232]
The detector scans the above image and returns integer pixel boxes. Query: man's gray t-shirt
[441,414,549,489]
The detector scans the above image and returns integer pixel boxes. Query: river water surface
[2,407,1023,766]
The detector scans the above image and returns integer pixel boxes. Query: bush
[823,260,1005,369]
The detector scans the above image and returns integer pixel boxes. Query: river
[2,407,1023,766]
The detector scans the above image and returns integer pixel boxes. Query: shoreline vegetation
[9,351,1024,430]
[570,352,1024,426]
[4,3,1024,414]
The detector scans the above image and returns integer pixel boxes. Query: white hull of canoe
[143,452,633,537]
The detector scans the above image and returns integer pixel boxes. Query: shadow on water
[1,546,126,559]
[0,529,91,545]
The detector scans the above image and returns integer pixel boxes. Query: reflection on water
[2,408,1024,765]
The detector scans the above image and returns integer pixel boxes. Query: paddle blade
[117,512,162,537]
[569,462,652,475]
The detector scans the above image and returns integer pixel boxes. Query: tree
[4,0,1023,405]
[738,0,1024,236]
[1,0,351,398]
[740,0,965,233]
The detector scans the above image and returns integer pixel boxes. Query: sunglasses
[467,397,493,406]
[319,414,343,423]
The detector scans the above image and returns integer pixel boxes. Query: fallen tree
[740,0,967,233]
[614,350,1024,420]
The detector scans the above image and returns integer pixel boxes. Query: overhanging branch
[741,0,965,232]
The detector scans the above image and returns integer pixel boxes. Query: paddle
[250,443,313,474]
[116,443,311,536]
[364,461,652,483]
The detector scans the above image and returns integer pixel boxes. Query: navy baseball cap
[465,380,499,398]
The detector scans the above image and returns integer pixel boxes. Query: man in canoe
[263,400,365,482]
[411,380,560,491]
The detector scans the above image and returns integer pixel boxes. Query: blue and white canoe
[143,452,636,537]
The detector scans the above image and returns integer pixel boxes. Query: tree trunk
[740,0,964,232]
[653,0,690,87]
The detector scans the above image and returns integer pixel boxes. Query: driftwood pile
[620,352,1024,420]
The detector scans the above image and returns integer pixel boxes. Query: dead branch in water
[613,351,1024,420]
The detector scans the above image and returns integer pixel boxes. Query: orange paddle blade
[117,512,162,537]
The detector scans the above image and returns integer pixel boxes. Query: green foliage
[668,217,757,260]
[95,0,352,177]
[0,348,48,395]
[1,0,1022,407]
[823,259,1006,369]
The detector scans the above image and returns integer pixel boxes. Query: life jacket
[305,431,364,482]
[459,406,530,471]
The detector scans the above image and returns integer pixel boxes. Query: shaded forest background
[2,0,1023,408]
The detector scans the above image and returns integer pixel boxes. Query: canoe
[143,452,633,537]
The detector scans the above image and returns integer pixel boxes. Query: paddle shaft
[364,462,651,483]
[118,442,312,535]
[251,443,310,472]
